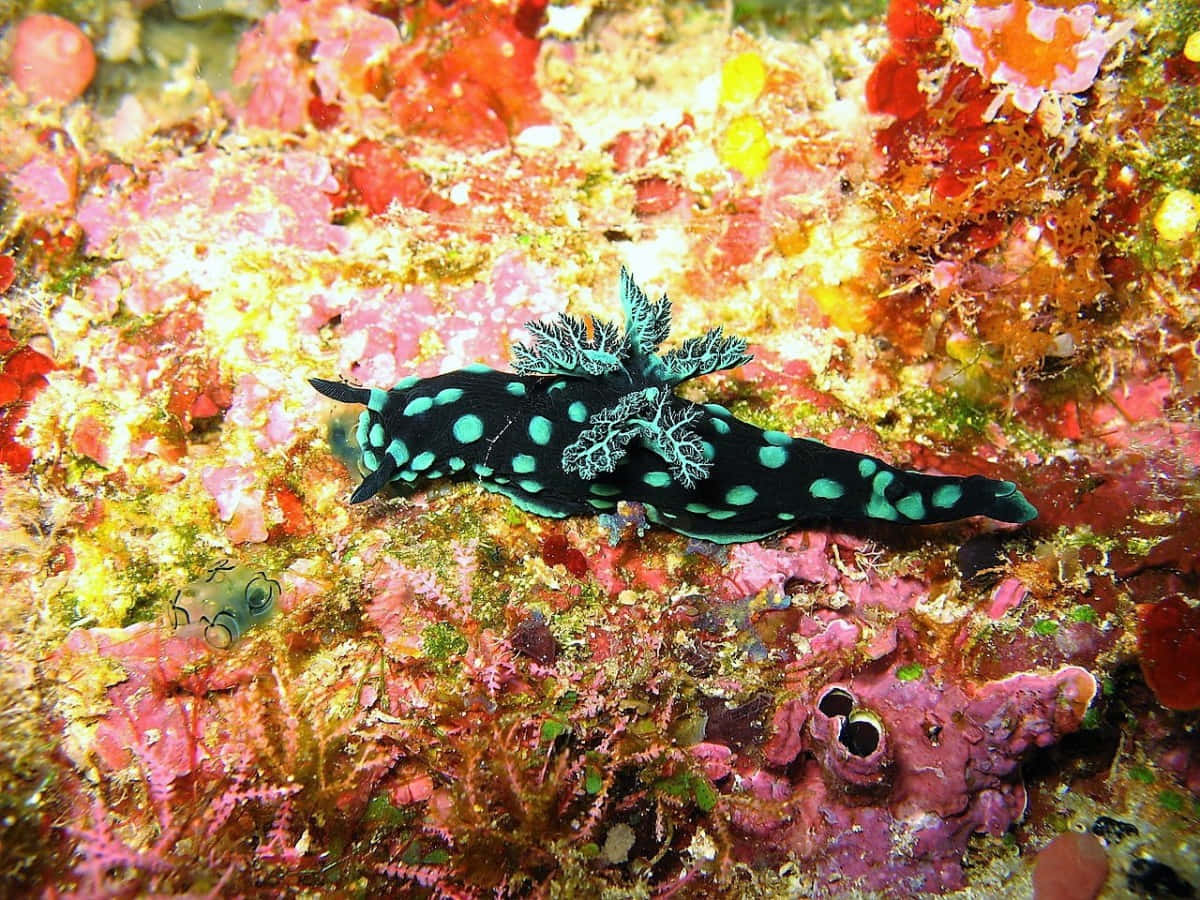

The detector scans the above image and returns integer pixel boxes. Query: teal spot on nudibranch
[703,403,731,418]
[435,387,464,405]
[777,512,795,521]
[810,478,844,500]
[708,509,738,520]
[512,453,537,474]
[858,458,877,478]
[568,401,588,423]
[473,463,494,477]
[866,471,899,519]
[404,396,433,416]
[872,470,894,494]
[518,479,543,493]
[686,502,712,514]
[464,362,492,374]
[386,439,409,466]
[412,451,436,472]
[393,375,419,390]
[363,449,379,472]
[896,493,925,520]
[399,470,418,482]
[589,498,616,510]
[763,430,792,447]
[643,471,671,487]
[758,445,788,468]
[590,483,622,496]
[506,381,526,397]
[369,423,385,447]
[701,441,716,461]
[725,485,758,506]
[549,380,567,393]
[529,416,552,445]
[356,412,369,448]
[866,494,899,521]
[452,414,484,444]
[448,457,466,472]
[711,417,730,435]
[932,484,962,508]
[368,388,387,412]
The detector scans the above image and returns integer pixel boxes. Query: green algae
[420,621,468,663]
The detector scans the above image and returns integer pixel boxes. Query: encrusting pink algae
[0,0,1198,896]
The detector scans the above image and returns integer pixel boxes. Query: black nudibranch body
[311,268,1036,543]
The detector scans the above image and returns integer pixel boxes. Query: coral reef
[0,0,1197,896]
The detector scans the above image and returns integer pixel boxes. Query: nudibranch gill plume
[311,268,1036,544]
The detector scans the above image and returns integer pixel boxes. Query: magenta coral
[750,665,1097,892]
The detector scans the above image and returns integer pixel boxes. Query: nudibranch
[311,269,1036,543]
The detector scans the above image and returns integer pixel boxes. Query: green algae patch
[421,622,467,663]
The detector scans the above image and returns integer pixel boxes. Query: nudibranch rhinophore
[311,268,1036,543]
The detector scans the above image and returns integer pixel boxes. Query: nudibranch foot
[311,269,1036,544]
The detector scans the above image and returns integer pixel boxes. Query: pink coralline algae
[227,373,298,452]
[76,149,347,316]
[233,0,548,144]
[8,143,80,218]
[752,666,1097,893]
[201,458,269,544]
[234,0,402,132]
[306,253,565,384]
[951,0,1131,114]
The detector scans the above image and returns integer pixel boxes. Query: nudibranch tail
[311,268,1037,542]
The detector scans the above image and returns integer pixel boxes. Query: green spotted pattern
[529,416,552,445]
[896,493,925,519]
[452,414,484,443]
[758,445,788,468]
[725,485,758,506]
[809,478,844,500]
[404,396,433,416]
[932,484,962,508]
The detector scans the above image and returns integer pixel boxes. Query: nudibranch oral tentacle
[311,268,1036,544]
